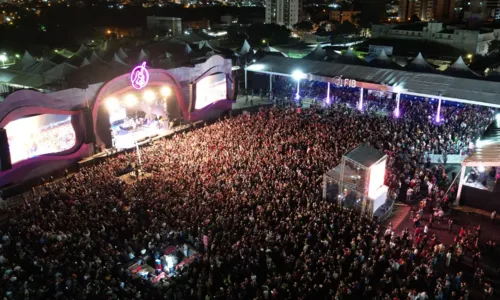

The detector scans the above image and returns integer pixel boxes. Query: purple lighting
[436,98,442,123]
[131,62,149,90]
[394,93,401,118]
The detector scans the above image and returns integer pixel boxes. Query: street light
[0,54,7,67]
[466,53,473,64]
[292,70,306,100]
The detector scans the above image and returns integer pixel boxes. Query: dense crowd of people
[0,94,497,299]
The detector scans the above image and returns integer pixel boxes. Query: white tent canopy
[43,62,77,79]
[247,55,500,107]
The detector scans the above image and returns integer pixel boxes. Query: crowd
[0,95,497,300]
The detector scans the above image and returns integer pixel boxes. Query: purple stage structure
[0,55,235,188]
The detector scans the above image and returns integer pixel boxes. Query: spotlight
[291,70,306,81]
[105,97,119,111]
[124,94,138,107]
[478,166,485,173]
[143,90,156,103]
[160,86,171,97]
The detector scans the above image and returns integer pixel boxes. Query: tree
[351,12,371,29]
[246,24,291,46]
[336,21,357,36]
[293,21,314,32]
[487,39,500,56]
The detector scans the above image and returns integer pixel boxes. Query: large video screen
[5,114,76,164]
[195,73,227,110]
[368,159,386,199]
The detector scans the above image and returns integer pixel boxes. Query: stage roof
[247,55,500,107]
[345,144,386,168]
[462,120,500,167]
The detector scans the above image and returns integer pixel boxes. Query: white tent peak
[410,52,428,65]
[449,56,469,70]
[80,57,90,68]
[112,53,128,66]
[22,51,36,70]
[375,49,390,61]
[239,39,251,55]
[89,51,103,64]
[137,49,149,63]
[102,40,109,51]
[184,44,192,55]
[76,44,87,55]
[117,47,128,60]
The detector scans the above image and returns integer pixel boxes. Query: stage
[112,119,171,150]
[457,117,500,212]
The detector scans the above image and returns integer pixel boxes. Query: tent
[367,49,401,69]
[405,52,437,73]
[302,44,327,61]
[443,56,481,79]
[239,39,251,56]
[43,62,77,80]
[335,48,366,65]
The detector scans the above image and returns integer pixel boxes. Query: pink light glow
[131,62,149,90]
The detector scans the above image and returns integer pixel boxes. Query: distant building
[329,10,361,24]
[183,19,211,30]
[462,0,500,21]
[147,16,183,36]
[265,0,303,28]
[354,0,387,22]
[399,0,434,21]
[371,22,500,54]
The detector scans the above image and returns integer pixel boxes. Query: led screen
[368,160,386,198]
[195,73,227,110]
[5,114,76,164]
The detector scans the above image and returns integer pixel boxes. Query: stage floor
[113,122,171,150]
[463,173,495,191]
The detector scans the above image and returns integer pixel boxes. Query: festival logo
[131,62,149,90]
[332,76,357,88]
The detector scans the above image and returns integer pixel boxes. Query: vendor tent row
[0,37,224,91]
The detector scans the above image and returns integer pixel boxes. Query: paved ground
[389,203,500,297]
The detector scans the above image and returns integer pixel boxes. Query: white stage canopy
[246,55,500,107]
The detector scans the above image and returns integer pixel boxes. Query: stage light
[105,97,120,111]
[291,70,306,81]
[0,54,6,62]
[160,86,171,97]
[124,94,138,107]
[143,90,156,103]
[478,166,485,173]
[393,86,402,93]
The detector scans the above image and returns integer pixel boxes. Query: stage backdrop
[92,55,234,148]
